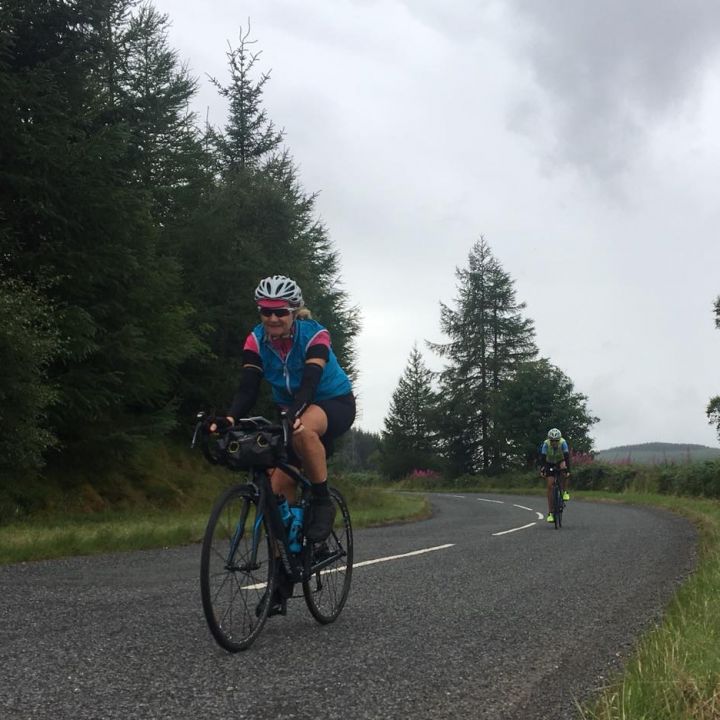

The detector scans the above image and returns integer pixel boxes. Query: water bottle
[277,496,292,527]
[288,506,304,553]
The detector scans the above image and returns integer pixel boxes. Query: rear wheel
[303,487,353,624]
[200,484,275,652]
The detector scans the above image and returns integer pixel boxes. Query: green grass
[350,489,432,528]
[0,483,428,565]
[0,510,212,564]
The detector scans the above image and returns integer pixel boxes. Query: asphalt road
[0,494,697,720]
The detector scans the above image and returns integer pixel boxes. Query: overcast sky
[153,0,720,450]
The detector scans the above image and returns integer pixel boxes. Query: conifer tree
[117,4,209,228]
[429,238,537,473]
[208,27,284,173]
[381,345,438,478]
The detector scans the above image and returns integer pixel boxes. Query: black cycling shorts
[283,392,356,463]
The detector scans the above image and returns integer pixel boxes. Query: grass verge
[0,483,428,565]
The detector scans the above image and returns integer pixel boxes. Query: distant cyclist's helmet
[548,428,562,440]
[254,275,304,308]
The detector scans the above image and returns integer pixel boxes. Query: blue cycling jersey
[249,319,352,405]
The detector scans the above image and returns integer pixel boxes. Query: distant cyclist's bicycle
[548,464,567,529]
[192,413,353,652]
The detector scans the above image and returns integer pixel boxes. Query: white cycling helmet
[254,275,304,307]
[547,428,562,440]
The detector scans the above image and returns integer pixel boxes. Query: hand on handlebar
[284,401,308,434]
[208,416,235,433]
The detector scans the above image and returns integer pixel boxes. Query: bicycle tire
[553,481,563,530]
[302,487,353,624]
[200,484,276,652]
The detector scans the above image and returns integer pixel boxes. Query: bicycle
[192,412,353,652]
[547,464,567,529]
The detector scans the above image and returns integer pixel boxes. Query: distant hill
[596,442,720,464]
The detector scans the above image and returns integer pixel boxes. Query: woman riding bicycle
[540,428,571,523]
[212,274,356,542]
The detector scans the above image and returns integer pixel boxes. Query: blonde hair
[295,307,312,320]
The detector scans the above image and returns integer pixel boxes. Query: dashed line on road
[492,522,537,537]
[402,494,545,537]
[353,543,456,568]
[473,497,543,536]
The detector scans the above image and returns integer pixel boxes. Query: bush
[570,463,635,492]
[657,461,720,498]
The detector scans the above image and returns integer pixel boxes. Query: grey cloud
[507,0,720,175]
[396,0,493,41]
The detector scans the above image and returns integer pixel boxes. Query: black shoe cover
[306,496,336,542]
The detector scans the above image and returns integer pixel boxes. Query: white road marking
[353,543,455,568]
[473,498,542,535]
[243,544,456,590]
[432,494,542,537]
[492,522,537,536]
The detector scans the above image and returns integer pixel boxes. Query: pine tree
[381,345,439,478]
[116,4,209,229]
[429,238,537,473]
[208,26,284,173]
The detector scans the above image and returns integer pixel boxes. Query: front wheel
[302,487,353,624]
[200,484,276,652]
[553,482,563,529]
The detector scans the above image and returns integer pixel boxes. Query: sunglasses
[258,306,294,318]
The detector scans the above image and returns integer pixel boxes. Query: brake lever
[280,412,291,448]
[191,411,206,449]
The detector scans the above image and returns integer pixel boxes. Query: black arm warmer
[306,344,330,362]
[227,365,262,419]
[287,362,324,419]
[564,451,571,470]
